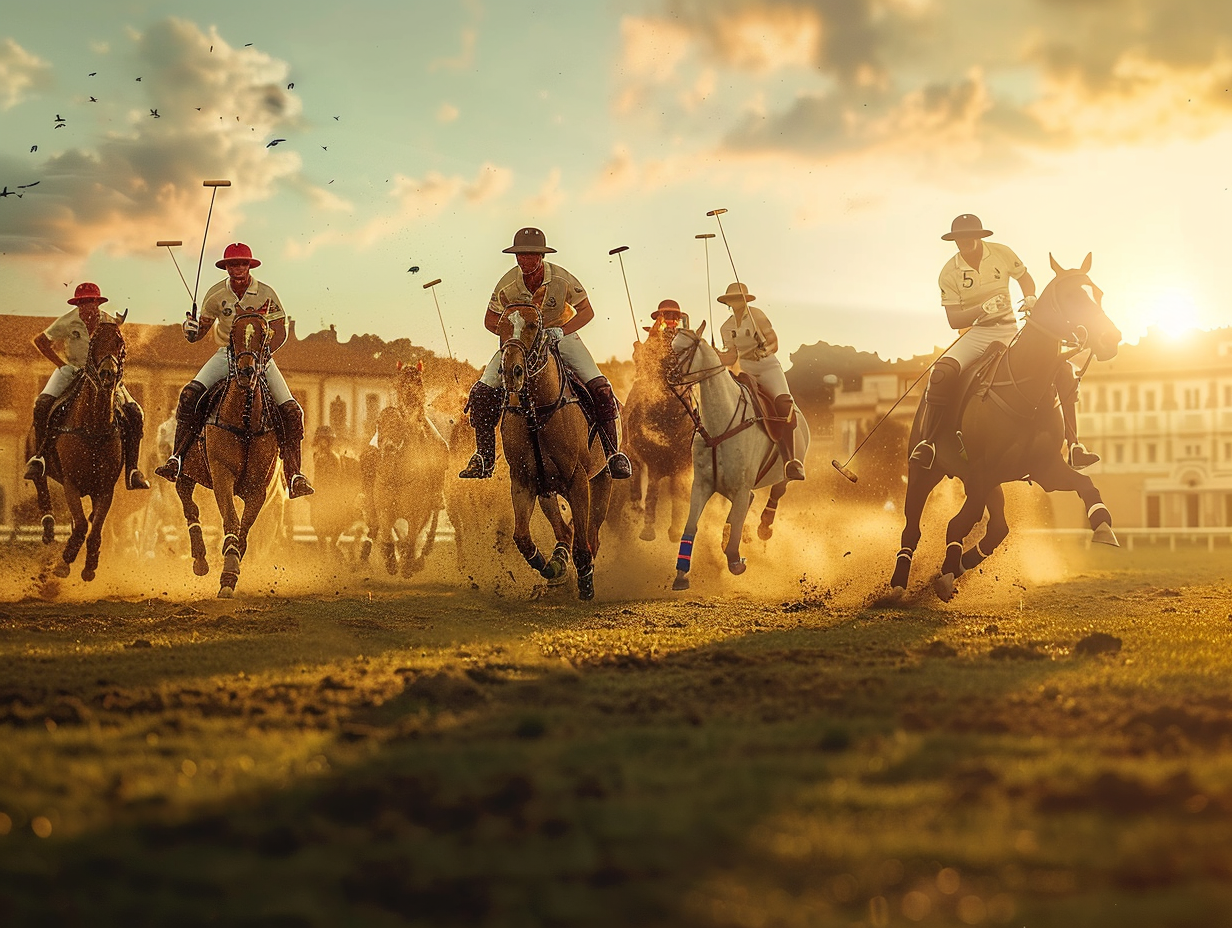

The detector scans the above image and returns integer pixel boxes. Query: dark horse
[624,333,694,542]
[498,290,613,600]
[891,253,1122,601]
[30,316,129,580]
[173,312,281,597]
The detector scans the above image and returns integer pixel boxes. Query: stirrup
[126,468,151,491]
[784,459,805,481]
[909,440,936,470]
[606,451,632,479]
[458,452,494,479]
[1068,442,1100,470]
[154,456,182,483]
[288,474,315,499]
[23,456,45,481]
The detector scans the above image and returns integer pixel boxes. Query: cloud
[436,102,460,123]
[0,19,325,263]
[430,27,478,72]
[0,38,53,110]
[522,167,564,214]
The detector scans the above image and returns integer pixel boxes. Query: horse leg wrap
[526,547,549,576]
[676,533,695,573]
[1087,502,1111,528]
[223,533,241,558]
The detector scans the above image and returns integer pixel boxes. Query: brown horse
[30,317,129,581]
[624,334,694,541]
[370,402,449,576]
[173,312,281,597]
[498,291,612,600]
[891,253,1123,601]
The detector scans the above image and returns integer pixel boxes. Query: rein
[667,330,761,474]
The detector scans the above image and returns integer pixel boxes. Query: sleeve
[998,244,1027,280]
[261,284,286,322]
[198,281,225,324]
[561,269,588,306]
[42,310,78,342]
[752,307,775,339]
[938,261,962,306]
[487,268,518,315]
[719,316,735,352]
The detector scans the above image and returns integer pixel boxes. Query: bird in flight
[244,43,253,47]
[54,114,65,123]
[54,124,65,130]
[150,109,160,118]
[135,76,142,81]
[0,187,18,198]
[266,138,286,148]
[333,115,340,121]
[407,266,420,274]
[89,96,98,103]
[30,145,37,152]
[88,72,97,77]
[321,145,328,151]
[19,182,40,189]
[287,82,295,90]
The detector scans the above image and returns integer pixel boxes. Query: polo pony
[666,322,811,591]
[892,253,1122,601]
[498,289,612,600]
[29,315,130,581]
[173,312,281,597]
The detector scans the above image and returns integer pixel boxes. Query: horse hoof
[193,558,209,577]
[757,523,773,541]
[81,568,95,582]
[728,558,747,576]
[1092,524,1120,547]
[217,587,234,599]
[639,526,656,542]
[672,574,690,592]
[934,573,956,602]
[578,584,595,601]
[668,529,681,543]
[53,561,71,579]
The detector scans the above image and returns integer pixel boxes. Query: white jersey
[198,277,287,348]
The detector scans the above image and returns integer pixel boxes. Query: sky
[1,0,1230,368]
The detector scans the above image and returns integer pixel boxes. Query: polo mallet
[830,330,967,483]
[695,233,716,343]
[156,240,193,300]
[706,207,766,349]
[423,278,459,383]
[608,245,640,343]
[192,180,232,321]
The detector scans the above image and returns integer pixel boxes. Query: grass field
[1,531,1231,927]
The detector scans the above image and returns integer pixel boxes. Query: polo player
[458,226,632,480]
[23,282,150,490]
[153,242,314,498]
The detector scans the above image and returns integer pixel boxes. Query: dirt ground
[2,491,1232,927]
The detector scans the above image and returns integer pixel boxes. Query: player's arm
[270,318,288,352]
[560,299,593,335]
[484,307,502,335]
[32,332,65,369]
[753,308,779,354]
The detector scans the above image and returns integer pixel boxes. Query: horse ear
[396,360,404,371]
[1080,252,1092,274]
[117,309,129,325]
[1049,253,1063,275]
[696,319,707,338]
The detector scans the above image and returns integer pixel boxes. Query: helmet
[216,242,262,269]
[501,227,556,254]
[68,282,109,306]
[941,214,993,242]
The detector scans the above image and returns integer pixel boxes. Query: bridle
[221,312,274,436]
[666,326,758,469]
[82,319,126,392]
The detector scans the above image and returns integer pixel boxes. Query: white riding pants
[193,347,293,405]
[737,354,790,398]
[941,322,1018,370]
[478,330,603,388]
[40,364,134,405]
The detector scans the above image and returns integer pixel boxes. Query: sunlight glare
[1135,286,1200,340]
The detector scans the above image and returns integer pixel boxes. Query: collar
[954,242,987,271]
[228,276,259,297]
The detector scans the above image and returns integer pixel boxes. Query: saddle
[732,371,793,443]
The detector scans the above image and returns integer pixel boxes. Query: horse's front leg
[723,488,754,575]
[640,470,660,542]
[54,484,89,579]
[935,479,992,602]
[176,478,209,576]
[81,490,115,582]
[758,480,789,540]
[512,479,557,581]
[962,484,1009,572]
[212,472,242,597]
[536,495,571,586]
[667,470,688,543]
[1032,457,1118,546]
[673,462,714,592]
[565,472,595,601]
[891,464,946,596]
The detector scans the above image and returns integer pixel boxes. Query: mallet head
[608,246,629,256]
[423,279,442,289]
[695,233,715,240]
[831,460,859,484]
[156,240,183,247]
[202,180,232,187]
[706,208,728,217]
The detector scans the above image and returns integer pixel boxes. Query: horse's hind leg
[565,477,595,601]
[723,489,754,575]
[962,485,1009,572]
[537,494,571,583]
[1032,458,1118,546]
[176,479,209,576]
[55,487,89,579]
[80,491,115,581]
[758,480,788,540]
[891,467,945,595]
[640,472,659,542]
[512,481,556,582]
[935,479,992,602]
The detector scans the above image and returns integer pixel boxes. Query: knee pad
[773,394,795,419]
[278,400,305,442]
[586,377,620,422]
[466,381,503,430]
[179,381,207,418]
[926,358,962,404]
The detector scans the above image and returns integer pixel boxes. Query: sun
[1129,285,1200,340]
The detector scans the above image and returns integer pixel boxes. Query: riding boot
[277,399,315,499]
[909,357,961,470]
[155,381,208,482]
[773,394,805,481]
[1057,364,1100,469]
[458,381,503,478]
[586,376,632,479]
[23,393,56,481]
[118,401,150,490]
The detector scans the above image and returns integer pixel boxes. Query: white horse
[668,323,811,591]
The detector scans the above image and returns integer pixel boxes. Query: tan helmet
[501,227,557,254]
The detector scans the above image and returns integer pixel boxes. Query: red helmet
[68,282,109,306]
[216,242,262,269]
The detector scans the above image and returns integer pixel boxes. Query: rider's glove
[546,327,565,341]
[183,315,200,340]
[1020,294,1038,312]
[981,294,1010,316]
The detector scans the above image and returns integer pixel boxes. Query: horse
[890,253,1123,602]
[29,316,129,581]
[172,312,281,597]
[666,322,812,591]
[369,402,449,576]
[498,291,613,600]
[309,430,366,561]
[623,334,693,542]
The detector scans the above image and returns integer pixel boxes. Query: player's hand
[981,294,1010,316]
[183,315,200,340]
[1020,294,1038,312]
